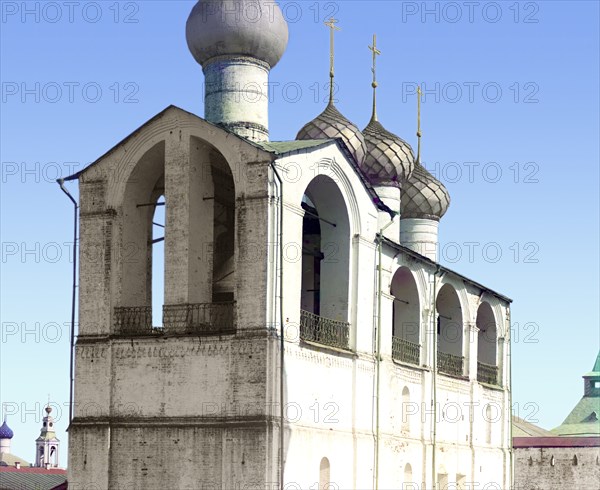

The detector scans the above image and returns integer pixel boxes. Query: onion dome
[361,34,414,186]
[297,102,368,165]
[401,163,451,221]
[0,419,14,439]
[186,0,289,68]
[362,119,415,186]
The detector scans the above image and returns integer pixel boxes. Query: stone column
[164,131,214,306]
[466,322,479,380]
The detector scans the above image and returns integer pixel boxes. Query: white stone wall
[273,143,512,489]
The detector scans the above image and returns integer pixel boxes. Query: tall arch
[391,267,421,365]
[436,283,464,376]
[115,135,237,335]
[300,175,351,350]
[162,135,236,334]
[116,141,165,334]
[476,301,498,385]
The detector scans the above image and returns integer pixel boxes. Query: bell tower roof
[551,350,600,437]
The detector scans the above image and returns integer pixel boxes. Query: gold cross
[369,34,381,83]
[368,34,381,121]
[325,17,340,81]
[416,85,422,164]
[324,18,341,103]
[417,85,422,135]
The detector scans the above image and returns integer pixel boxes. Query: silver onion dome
[297,102,368,165]
[362,119,415,187]
[401,163,450,220]
[186,0,289,68]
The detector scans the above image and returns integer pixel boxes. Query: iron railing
[392,337,420,365]
[114,306,156,336]
[477,361,499,385]
[163,302,235,334]
[300,310,350,350]
[437,351,464,377]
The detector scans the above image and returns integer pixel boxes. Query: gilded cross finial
[368,34,381,122]
[325,17,340,104]
[416,85,422,165]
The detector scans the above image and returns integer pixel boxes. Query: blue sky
[1,1,598,461]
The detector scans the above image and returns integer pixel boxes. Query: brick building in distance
[513,351,600,489]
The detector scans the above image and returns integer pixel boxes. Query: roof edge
[381,237,512,303]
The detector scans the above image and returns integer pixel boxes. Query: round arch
[436,283,464,357]
[477,301,497,366]
[300,174,351,323]
[391,267,421,364]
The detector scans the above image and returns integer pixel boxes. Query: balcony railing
[437,351,464,377]
[477,361,499,385]
[392,337,420,365]
[114,306,156,336]
[163,302,235,334]
[300,310,350,350]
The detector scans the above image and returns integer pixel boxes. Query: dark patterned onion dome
[401,163,450,220]
[297,103,368,165]
[362,119,415,186]
[0,420,14,439]
[186,0,289,68]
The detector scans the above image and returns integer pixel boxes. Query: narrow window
[319,457,330,490]
[402,386,410,433]
[403,463,413,488]
[151,196,165,327]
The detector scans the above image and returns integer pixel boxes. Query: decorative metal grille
[163,302,235,334]
[113,306,155,336]
[477,361,499,385]
[392,337,420,365]
[300,310,350,350]
[437,351,464,376]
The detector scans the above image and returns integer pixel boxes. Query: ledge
[299,339,357,358]
[392,358,430,372]
[478,381,505,392]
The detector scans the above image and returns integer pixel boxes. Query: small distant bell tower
[35,404,60,468]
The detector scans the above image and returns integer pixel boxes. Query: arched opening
[402,386,411,433]
[162,137,236,334]
[476,302,499,385]
[436,284,464,376]
[403,463,413,488]
[319,457,331,490]
[116,141,165,335]
[115,137,237,336]
[300,175,351,350]
[391,267,420,365]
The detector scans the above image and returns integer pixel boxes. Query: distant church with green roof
[514,351,600,490]
[552,351,600,437]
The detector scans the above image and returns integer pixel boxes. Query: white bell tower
[35,405,60,468]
